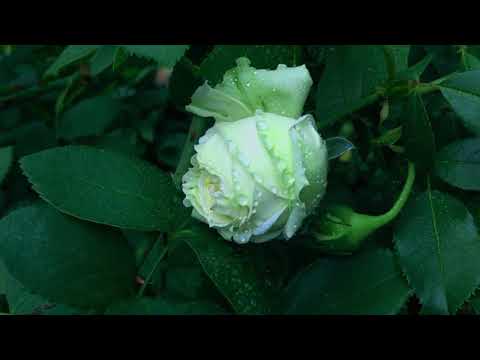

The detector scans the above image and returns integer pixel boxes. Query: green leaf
[94,128,146,157]
[316,46,388,128]
[470,294,480,314]
[384,45,410,77]
[372,126,402,147]
[0,107,21,130]
[434,138,480,191]
[325,137,355,160]
[136,111,159,144]
[105,297,226,315]
[423,45,459,75]
[439,70,480,135]
[403,93,436,169]
[122,45,189,68]
[57,95,122,141]
[0,146,13,186]
[0,122,56,158]
[394,190,480,314]
[175,224,281,315]
[164,266,207,300]
[89,45,117,76]
[112,47,129,71]
[463,53,480,71]
[200,45,301,84]
[162,240,222,300]
[0,261,7,296]
[20,146,189,232]
[45,45,101,77]
[122,229,158,268]
[281,249,410,315]
[138,236,167,290]
[397,54,433,81]
[0,261,83,315]
[0,203,136,309]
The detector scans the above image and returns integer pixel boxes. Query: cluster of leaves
[0,45,479,315]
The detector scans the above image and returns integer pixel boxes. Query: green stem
[0,77,71,105]
[415,83,441,96]
[376,161,416,226]
[173,115,210,189]
[293,45,302,67]
[136,241,169,298]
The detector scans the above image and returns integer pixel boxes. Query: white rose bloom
[182,58,328,244]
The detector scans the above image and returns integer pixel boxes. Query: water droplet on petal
[226,140,236,152]
[264,139,273,150]
[238,153,251,167]
[238,195,248,206]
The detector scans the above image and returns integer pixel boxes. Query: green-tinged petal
[259,111,298,198]
[251,184,289,235]
[185,57,313,122]
[288,117,311,200]
[236,60,313,119]
[284,203,307,239]
[186,82,253,122]
[194,128,235,198]
[292,114,328,212]
[215,115,288,198]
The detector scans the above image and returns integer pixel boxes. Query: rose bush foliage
[0,45,479,315]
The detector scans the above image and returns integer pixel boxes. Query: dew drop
[234,232,250,244]
[254,174,263,184]
[277,160,287,171]
[264,139,273,150]
[226,140,236,152]
[238,153,251,167]
[238,195,248,206]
